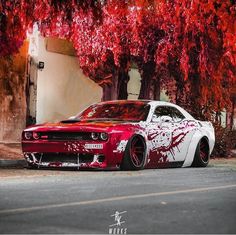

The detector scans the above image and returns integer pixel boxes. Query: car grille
[39,132,92,141]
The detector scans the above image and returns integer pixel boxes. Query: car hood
[24,120,142,132]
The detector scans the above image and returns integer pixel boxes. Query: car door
[146,105,198,168]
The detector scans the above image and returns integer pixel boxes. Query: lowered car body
[22,100,215,170]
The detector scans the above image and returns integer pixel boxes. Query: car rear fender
[182,121,215,168]
[198,121,215,153]
[182,130,207,167]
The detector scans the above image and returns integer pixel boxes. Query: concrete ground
[0,159,236,234]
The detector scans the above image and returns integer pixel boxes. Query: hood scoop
[60,119,81,124]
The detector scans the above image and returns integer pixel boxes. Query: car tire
[192,138,210,167]
[120,135,146,170]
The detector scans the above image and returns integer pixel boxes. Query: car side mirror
[160,115,173,123]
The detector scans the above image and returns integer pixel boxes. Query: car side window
[170,107,185,122]
[153,106,185,122]
[154,106,171,117]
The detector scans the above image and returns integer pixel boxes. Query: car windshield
[76,102,150,122]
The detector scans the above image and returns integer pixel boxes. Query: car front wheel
[121,135,146,170]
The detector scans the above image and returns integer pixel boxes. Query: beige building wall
[36,37,102,123]
[128,69,141,100]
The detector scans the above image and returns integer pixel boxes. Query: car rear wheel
[192,138,210,167]
[121,135,146,170]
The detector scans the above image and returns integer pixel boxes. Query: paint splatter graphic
[146,120,198,162]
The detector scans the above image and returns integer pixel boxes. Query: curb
[0,159,27,168]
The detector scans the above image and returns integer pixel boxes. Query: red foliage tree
[127,1,165,100]
[152,0,236,119]
[71,1,131,100]
[0,0,34,56]
[0,0,235,121]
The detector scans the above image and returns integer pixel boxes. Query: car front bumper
[22,139,123,169]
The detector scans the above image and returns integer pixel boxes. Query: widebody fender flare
[183,130,209,167]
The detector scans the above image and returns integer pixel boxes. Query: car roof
[97,100,150,105]
[97,99,179,106]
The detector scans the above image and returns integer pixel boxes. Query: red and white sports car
[22,100,215,170]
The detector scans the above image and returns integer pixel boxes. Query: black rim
[199,140,209,163]
[129,137,145,167]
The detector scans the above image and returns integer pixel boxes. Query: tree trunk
[175,80,184,105]
[153,78,160,100]
[101,68,130,101]
[139,76,152,99]
[232,99,235,130]
[171,65,185,107]
[117,69,130,100]
[101,72,118,101]
[138,61,160,100]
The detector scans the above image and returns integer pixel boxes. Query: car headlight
[100,132,108,141]
[24,132,32,140]
[33,132,40,140]
[91,132,99,140]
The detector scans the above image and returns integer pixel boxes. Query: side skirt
[156,161,184,169]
